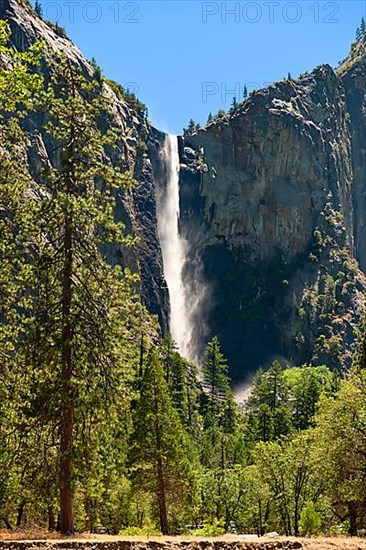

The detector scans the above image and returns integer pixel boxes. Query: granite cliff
[180,42,366,381]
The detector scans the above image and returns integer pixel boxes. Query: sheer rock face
[180,50,366,381]
[1,0,169,332]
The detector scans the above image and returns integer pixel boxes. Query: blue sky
[37,0,365,134]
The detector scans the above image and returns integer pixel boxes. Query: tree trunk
[258,500,263,537]
[294,499,299,537]
[59,164,74,535]
[48,505,55,531]
[156,456,169,535]
[16,501,25,528]
[348,502,358,536]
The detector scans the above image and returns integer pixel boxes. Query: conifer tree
[207,112,213,124]
[201,337,234,429]
[361,16,366,35]
[26,56,141,534]
[34,0,43,17]
[129,350,191,534]
[183,118,201,137]
[243,85,248,100]
[230,96,237,113]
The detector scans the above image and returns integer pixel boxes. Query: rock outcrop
[180,42,366,381]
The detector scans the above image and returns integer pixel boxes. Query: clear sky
[36,0,366,134]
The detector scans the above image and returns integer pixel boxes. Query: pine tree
[202,337,233,427]
[216,109,226,119]
[207,112,213,124]
[361,16,366,35]
[34,0,43,17]
[129,350,191,534]
[243,85,248,100]
[246,361,291,442]
[183,118,200,137]
[230,96,237,113]
[27,56,141,534]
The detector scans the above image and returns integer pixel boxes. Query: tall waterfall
[157,135,194,360]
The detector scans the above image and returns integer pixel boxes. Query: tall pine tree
[129,350,191,534]
[26,56,141,534]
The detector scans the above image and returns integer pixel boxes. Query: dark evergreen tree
[34,0,43,17]
[361,16,366,35]
[129,351,191,534]
[183,118,201,136]
[229,96,237,113]
[27,57,141,534]
[246,361,291,442]
[201,337,235,431]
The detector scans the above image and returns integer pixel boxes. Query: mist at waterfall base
[156,136,251,403]
[156,135,208,365]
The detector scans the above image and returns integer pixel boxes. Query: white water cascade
[157,135,194,360]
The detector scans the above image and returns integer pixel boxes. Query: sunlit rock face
[179,50,366,381]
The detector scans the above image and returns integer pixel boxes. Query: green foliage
[201,337,236,432]
[119,526,161,536]
[190,518,225,536]
[215,109,226,119]
[299,502,321,536]
[183,118,201,137]
[129,350,193,534]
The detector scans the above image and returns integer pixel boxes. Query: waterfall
[157,135,194,361]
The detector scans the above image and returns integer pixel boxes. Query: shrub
[119,526,161,536]
[299,502,321,536]
[190,519,226,536]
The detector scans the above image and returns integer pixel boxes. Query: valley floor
[1,533,366,550]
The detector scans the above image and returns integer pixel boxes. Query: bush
[119,526,161,536]
[190,519,226,536]
[299,502,321,536]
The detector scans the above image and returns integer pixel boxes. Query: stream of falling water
[157,135,193,360]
